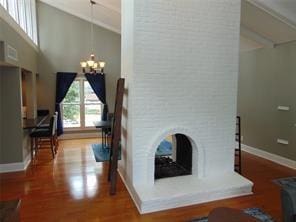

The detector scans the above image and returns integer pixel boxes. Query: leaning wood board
[108,78,125,195]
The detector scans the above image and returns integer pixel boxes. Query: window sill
[59,130,100,140]
[64,127,98,133]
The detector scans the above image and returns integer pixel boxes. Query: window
[18,0,27,32]
[0,0,7,9]
[62,78,103,129]
[0,0,38,45]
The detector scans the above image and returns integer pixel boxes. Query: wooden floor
[0,138,295,222]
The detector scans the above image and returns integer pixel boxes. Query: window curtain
[55,72,77,135]
[85,73,108,120]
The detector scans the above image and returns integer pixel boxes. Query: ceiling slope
[39,0,296,50]
[39,0,121,33]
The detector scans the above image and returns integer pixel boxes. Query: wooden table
[0,199,21,222]
[93,120,112,147]
[208,207,260,222]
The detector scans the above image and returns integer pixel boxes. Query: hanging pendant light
[80,0,105,74]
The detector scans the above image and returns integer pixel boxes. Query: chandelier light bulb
[87,60,95,67]
[99,62,105,68]
[80,61,87,68]
[80,1,105,74]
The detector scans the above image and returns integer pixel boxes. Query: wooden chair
[30,115,57,160]
[101,104,112,147]
[37,112,59,150]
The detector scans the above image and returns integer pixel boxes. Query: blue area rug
[190,208,274,222]
[92,139,172,162]
[92,144,121,162]
[273,177,296,189]
[156,140,172,156]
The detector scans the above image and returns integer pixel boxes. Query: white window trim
[0,4,38,51]
[62,77,103,132]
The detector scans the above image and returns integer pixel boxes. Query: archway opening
[154,134,192,180]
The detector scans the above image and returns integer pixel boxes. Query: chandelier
[80,0,105,74]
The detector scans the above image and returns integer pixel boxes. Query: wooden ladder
[235,116,242,174]
[108,78,125,195]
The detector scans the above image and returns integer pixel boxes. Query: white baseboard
[0,154,31,173]
[118,167,142,213]
[59,132,100,140]
[242,144,296,170]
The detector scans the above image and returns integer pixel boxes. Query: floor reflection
[69,174,98,200]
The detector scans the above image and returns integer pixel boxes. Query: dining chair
[37,112,59,149]
[30,115,57,160]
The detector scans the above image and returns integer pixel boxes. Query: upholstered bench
[281,186,296,222]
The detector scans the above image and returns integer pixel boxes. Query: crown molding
[240,25,274,48]
[95,0,121,14]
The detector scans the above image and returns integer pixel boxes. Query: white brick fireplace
[119,0,253,214]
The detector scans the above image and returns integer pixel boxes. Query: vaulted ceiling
[39,0,296,51]
[40,0,121,33]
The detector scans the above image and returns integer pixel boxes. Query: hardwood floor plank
[0,138,295,221]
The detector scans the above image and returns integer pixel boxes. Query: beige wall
[238,41,296,161]
[0,67,23,164]
[0,18,38,73]
[0,16,38,164]
[37,2,121,113]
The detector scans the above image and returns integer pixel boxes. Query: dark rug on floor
[273,176,296,188]
[190,208,274,222]
[92,144,121,162]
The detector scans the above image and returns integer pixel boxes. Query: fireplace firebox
[155,134,192,179]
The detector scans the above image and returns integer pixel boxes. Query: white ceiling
[241,0,296,45]
[40,0,121,33]
[248,0,296,27]
[40,0,296,51]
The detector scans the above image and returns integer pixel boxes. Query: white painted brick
[120,0,252,213]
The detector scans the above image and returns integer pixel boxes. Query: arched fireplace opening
[154,134,192,180]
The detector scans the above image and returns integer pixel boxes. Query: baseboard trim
[242,144,296,170]
[117,167,142,213]
[0,154,31,173]
[59,132,100,140]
